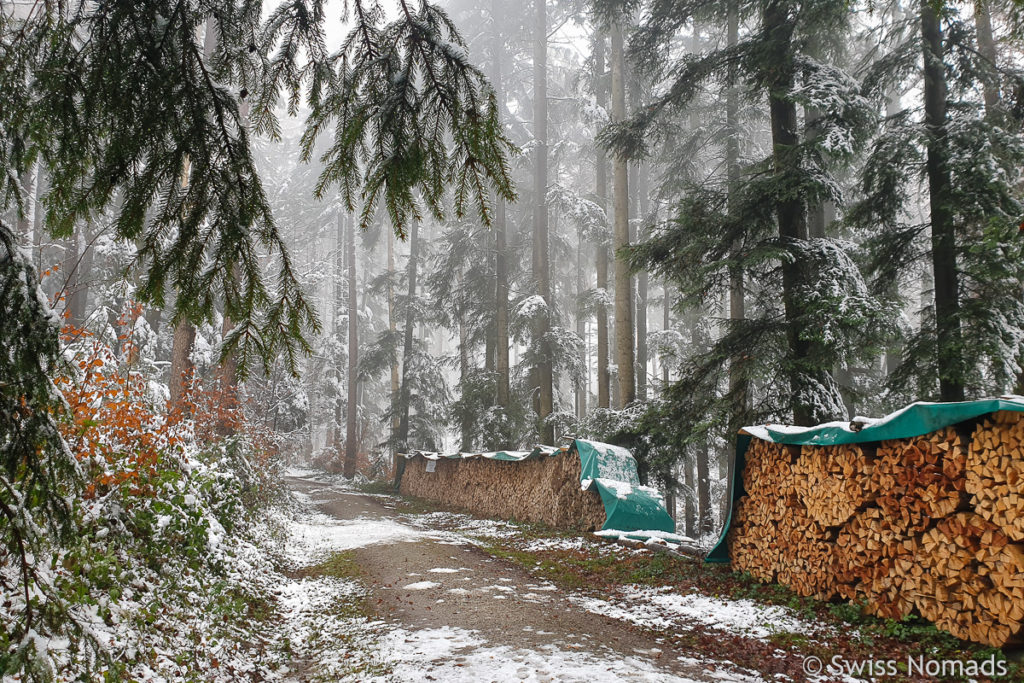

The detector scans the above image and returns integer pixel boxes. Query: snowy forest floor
[267,470,1021,682]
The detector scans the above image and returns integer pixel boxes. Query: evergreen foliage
[852,2,1024,400]
[611,0,892,427]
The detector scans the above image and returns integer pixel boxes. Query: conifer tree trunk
[705,8,742,423]
[388,229,400,440]
[636,157,650,402]
[662,281,671,386]
[765,0,817,425]
[333,211,344,453]
[169,155,195,414]
[495,197,511,409]
[169,319,195,410]
[576,234,588,418]
[594,35,611,410]
[344,213,359,477]
[32,169,46,272]
[683,455,695,537]
[491,0,511,411]
[611,20,635,410]
[533,0,554,442]
[922,2,965,402]
[66,226,93,326]
[397,220,419,451]
[974,0,1000,113]
[458,272,472,451]
[696,441,712,534]
[16,168,34,242]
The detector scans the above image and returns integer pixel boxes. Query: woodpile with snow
[398,450,607,530]
[728,412,1024,648]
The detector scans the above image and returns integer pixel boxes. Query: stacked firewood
[729,416,1024,648]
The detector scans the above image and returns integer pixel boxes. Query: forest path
[284,473,732,682]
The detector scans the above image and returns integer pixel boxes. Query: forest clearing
[4,0,1024,680]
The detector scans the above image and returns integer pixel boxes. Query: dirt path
[286,474,731,682]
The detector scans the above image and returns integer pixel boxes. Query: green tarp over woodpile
[571,439,676,534]
[399,439,676,533]
[706,396,1024,563]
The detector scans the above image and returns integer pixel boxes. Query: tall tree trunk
[388,230,400,441]
[611,19,635,410]
[490,10,511,410]
[169,319,196,412]
[495,198,511,409]
[397,220,420,451]
[636,157,650,402]
[662,281,671,387]
[683,454,695,537]
[32,168,46,273]
[533,0,554,442]
[215,297,239,436]
[696,440,712,534]
[458,273,472,451]
[344,212,359,477]
[765,0,817,425]
[332,211,344,452]
[169,149,195,414]
[883,2,904,378]
[922,3,964,402]
[576,233,588,418]
[16,168,34,242]
[594,34,611,410]
[974,0,1000,113]
[67,226,92,326]
[489,0,511,412]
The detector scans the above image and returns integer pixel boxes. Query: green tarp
[572,439,676,533]
[705,397,1024,563]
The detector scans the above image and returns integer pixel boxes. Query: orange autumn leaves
[55,302,272,500]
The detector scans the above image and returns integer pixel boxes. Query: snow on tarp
[571,439,676,535]
[400,440,676,535]
[706,396,1024,563]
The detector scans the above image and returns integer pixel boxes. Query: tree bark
[388,229,400,440]
[683,454,695,537]
[662,281,671,387]
[396,220,419,451]
[974,0,1000,113]
[922,3,965,402]
[16,168,34,243]
[32,168,46,273]
[594,34,611,410]
[169,319,196,412]
[765,0,817,425]
[636,157,650,402]
[492,0,511,411]
[533,0,554,442]
[611,20,635,410]
[576,234,588,418]
[458,272,472,451]
[344,211,359,477]
[66,226,92,327]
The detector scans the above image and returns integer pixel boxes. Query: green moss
[303,551,363,581]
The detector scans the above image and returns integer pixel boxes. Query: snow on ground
[406,510,521,539]
[369,625,753,683]
[287,512,427,564]
[570,585,826,641]
[521,536,589,552]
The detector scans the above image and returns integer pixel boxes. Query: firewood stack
[728,413,1024,648]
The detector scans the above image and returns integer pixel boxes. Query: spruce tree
[852,0,1024,401]
[0,0,516,650]
[608,0,889,427]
